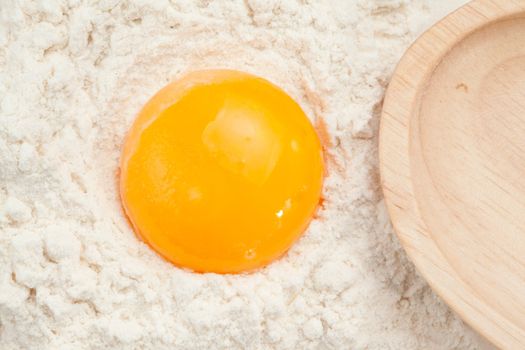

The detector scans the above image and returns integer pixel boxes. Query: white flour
[0,0,495,349]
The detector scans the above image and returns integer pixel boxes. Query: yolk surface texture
[120,70,324,273]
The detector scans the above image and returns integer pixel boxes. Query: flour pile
[0,0,494,349]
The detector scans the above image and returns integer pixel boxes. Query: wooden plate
[379,0,525,348]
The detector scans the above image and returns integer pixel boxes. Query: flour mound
[0,0,492,349]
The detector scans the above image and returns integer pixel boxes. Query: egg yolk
[120,69,324,274]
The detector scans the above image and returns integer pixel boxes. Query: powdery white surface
[0,0,496,349]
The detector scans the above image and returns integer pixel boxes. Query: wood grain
[379,0,525,348]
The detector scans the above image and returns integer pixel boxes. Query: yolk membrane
[120,70,324,273]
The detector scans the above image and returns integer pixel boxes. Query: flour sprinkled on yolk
[120,70,324,274]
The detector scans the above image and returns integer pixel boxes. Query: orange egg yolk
[120,70,324,274]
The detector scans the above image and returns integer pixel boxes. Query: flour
[0,0,495,349]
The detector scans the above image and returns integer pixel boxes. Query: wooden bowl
[380,0,525,348]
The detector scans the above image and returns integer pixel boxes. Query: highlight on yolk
[119,69,324,274]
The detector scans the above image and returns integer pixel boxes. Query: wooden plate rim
[379,0,525,348]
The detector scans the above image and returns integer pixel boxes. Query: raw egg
[120,69,324,273]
